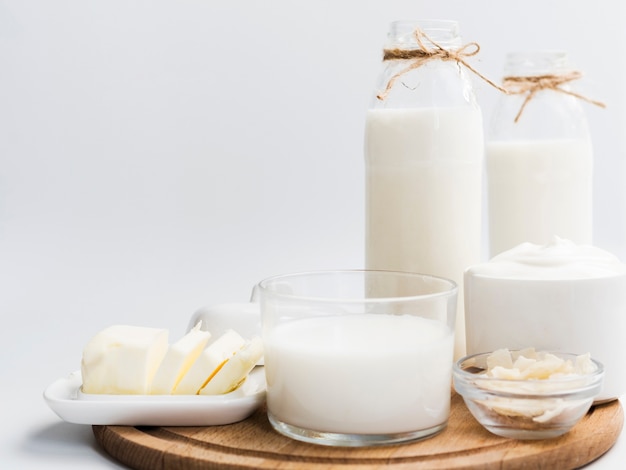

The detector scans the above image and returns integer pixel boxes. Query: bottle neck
[372,19,478,109]
[490,51,591,139]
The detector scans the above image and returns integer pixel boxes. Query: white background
[1,1,624,468]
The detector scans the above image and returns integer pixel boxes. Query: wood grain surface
[93,392,623,470]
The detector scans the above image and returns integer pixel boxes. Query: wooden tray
[93,392,623,470]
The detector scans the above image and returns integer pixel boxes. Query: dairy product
[464,237,626,400]
[264,314,454,434]
[468,237,626,280]
[485,348,596,381]
[81,325,169,394]
[174,329,246,395]
[80,322,261,395]
[199,337,263,395]
[475,349,600,425]
[150,322,211,394]
[486,139,593,257]
[365,106,483,360]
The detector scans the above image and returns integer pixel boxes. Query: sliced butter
[81,325,169,394]
[199,337,263,395]
[150,322,211,394]
[174,329,246,395]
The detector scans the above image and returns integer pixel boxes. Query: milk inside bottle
[486,51,598,257]
[365,20,485,359]
[487,138,592,256]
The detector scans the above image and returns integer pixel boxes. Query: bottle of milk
[486,51,594,257]
[364,20,484,359]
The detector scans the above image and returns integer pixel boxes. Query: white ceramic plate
[43,367,266,426]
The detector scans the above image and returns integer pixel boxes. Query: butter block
[174,329,246,395]
[81,325,169,394]
[199,337,263,395]
[150,322,211,394]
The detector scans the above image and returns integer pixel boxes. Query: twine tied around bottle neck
[503,71,606,123]
[376,28,506,101]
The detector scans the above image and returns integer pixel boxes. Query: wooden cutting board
[93,392,623,470]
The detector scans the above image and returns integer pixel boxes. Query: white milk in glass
[365,106,483,359]
[264,314,454,434]
[486,139,592,256]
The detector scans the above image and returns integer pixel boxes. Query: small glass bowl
[453,351,604,440]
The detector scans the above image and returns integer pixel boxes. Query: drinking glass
[256,269,457,446]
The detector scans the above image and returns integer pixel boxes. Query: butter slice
[150,322,211,394]
[199,337,263,395]
[81,325,169,394]
[174,329,246,395]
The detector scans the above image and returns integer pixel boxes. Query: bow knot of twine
[376,28,505,101]
[503,71,606,122]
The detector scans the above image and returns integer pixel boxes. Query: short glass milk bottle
[364,20,484,359]
[486,51,596,257]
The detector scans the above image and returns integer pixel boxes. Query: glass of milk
[256,270,458,446]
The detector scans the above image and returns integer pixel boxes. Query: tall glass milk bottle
[365,20,484,359]
[487,51,594,257]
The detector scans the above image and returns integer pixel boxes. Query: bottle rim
[504,50,571,75]
[386,19,462,49]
